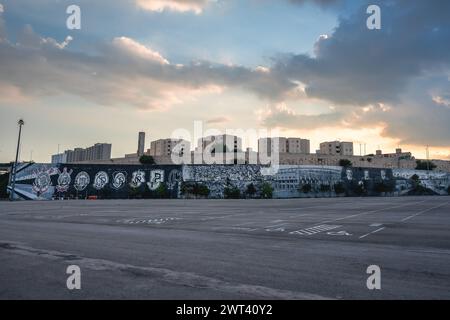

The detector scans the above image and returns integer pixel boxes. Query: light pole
[10,119,25,201]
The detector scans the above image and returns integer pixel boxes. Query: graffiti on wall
[8,163,182,200]
[7,163,450,200]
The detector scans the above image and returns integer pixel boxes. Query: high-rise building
[149,139,190,157]
[137,132,146,156]
[258,137,310,155]
[52,143,112,163]
[198,135,242,153]
[319,141,354,156]
[51,153,67,164]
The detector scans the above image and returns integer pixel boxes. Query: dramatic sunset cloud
[0,0,449,162]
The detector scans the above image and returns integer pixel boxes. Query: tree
[245,183,257,198]
[195,184,210,197]
[224,186,241,199]
[339,159,352,167]
[415,160,436,171]
[260,182,273,199]
[155,182,169,198]
[447,186,450,195]
[180,182,210,198]
[139,155,156,165]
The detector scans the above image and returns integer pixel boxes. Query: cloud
[261,0,450,147]
[112,37,169,65]
[136,0,210,14]
[1,0,450,148]
[273,0,450,106]
[260,103,344,130]
[206,116,231,124]
[0,24,287,110]
[288,0,341,8]
[433,95,450,109]
[0,3,5,40]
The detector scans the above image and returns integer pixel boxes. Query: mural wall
[7,163,450,200]
[7,163,182,200]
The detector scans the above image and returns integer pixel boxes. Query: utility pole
[10,119,25,201]
[426,145,430,174]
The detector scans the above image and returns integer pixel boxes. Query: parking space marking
[264,223,288,229]
[290,224,341,236]
[401,202,449,222]
[359,227,385,239]
[319,200,427,224]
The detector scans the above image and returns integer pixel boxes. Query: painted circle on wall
[74,171,90,191]
[93,171,109,190]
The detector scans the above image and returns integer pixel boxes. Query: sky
[0,0,450,162]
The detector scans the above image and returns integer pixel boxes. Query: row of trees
[180,181,274,199]
[335,159,438,172]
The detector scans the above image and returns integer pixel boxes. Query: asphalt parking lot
[0,196,449,299]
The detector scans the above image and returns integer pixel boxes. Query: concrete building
[137,132,146,156]
[52,143,112,164]
[198,135,242,153]
[149,139,190,157]
[51,153,67,164]
[85,143,112,161]
[374,148,412,159]
[319,141,354,156]
[259,137,310,156]
[287,138,310,154]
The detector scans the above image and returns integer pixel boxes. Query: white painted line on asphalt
[401,202,449,222]
[359,227,385,239]
[290,224,341,236]
[320,200,427,224]
[370,223,382,227]
[264,223,288,229]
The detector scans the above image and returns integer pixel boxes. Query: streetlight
[9,119,25,201]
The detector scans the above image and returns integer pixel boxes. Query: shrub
[415,160,436,171]
[195,184,210,197]
[181,182,210,198]
[339,159,352,167]
[374,182,394,193]
[260,182,273,199]
[224,186,241,199]
[320,184,331,192]
[128,186,142,199]
[333,182,346,194]
[155,182,169,198]
[139,155,155,165]
[245,183,257,198]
